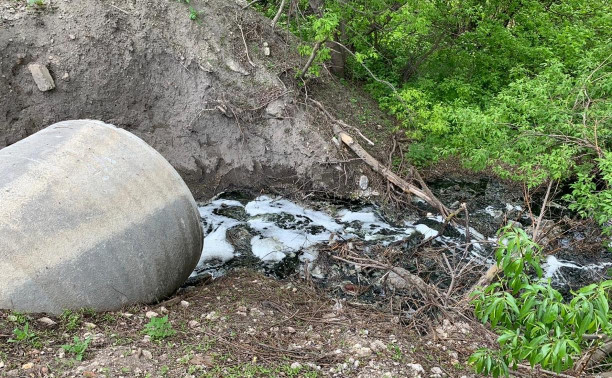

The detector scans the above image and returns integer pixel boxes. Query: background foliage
[260,0,612,232]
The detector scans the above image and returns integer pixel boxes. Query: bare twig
[109,3,130,14]
[271,0,286,28]
[235,14,256,68]
[309,98,449,216]
[532,180,553,243]
[242,0,261,9]
[299,39,325,79]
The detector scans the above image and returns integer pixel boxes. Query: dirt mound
[0,0,357,199]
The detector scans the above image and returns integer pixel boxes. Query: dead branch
[242,0,261,9]
[575,336,612,375]
[235,15,256,68]
[271,0,287,28]
[532,180,553,243]
[308,98,450,217]
[299,39,325,79]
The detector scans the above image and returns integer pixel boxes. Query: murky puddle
[189,186,611,296]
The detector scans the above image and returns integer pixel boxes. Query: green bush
[142,316,176,341]
[470,225,612,376]
[62,336,91,361]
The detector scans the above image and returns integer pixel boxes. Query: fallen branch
[309,98,450,217]
[271,0,286,28]
[235,14,256,68]
[299,39,325,79]
[242,0,260,9]
[575,336,612,374]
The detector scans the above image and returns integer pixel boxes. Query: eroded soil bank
[1,1,610,377]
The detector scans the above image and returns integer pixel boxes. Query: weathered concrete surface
[0,120,203,314]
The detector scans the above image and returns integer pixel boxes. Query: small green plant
[62,336,91,361]
[7,311,28,324]
[60,310,81,331]
[469,225,612,376]
[159,365,170,376]
[27,0,45,6]
[8,322,39,346]
[188,6,199,21]
[388,343,403,361]
[142,316,175,341]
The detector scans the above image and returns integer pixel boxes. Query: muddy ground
[0,0,394,200]
[0,269,490,377]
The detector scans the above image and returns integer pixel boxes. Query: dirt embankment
[0,0,388,200]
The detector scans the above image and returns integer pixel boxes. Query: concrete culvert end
[0,120,203,314]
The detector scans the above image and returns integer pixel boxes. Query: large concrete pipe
[0,120,203,314]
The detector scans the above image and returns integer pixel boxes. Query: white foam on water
[338,210,378,223]
[506,203,523,212]
[543,255,578,278]
[196,200,244,267]
[415,224,439,239]
[245,195,344,233]
[250,236,290,262]
[544,255,612,280]
[484,206,503,218]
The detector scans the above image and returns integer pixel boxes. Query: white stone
[28,63,55,91]
[359,175,369,190]
[145,311,159,319]
[37,317,57,326]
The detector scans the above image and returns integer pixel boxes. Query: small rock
[21,363,34,370]
[142,350,153,360]
[37,317,57,326]
[62,72,69,81]
[7,315,17,322]
[0,360,3,369]
[359,175,369,190]
[83,322,96,329]
[180,300,190,308]
[369,340,386,353]
[69,34,76,40]
[204,311,219,321]
[122,312,133,318]
[353,346,372,358]
[285,326,296,334]
[407,363,425,376]
[188,320,199,328]
[263,42,271,56]
[145,311,159,319]
[385,267,430,294]
[265,99,285,118]
[28,63,55,91]
[159,306,169,314]
[290,362,302,370]
[142,335,151,343]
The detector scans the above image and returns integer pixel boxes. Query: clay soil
[0,269,486,377]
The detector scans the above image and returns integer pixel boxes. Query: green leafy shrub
[142,316,176,341]
[256,0,612,230]
[8,322,39,347]
[470,225,612,376]
[62,336,91,361]
[59,309,81,331]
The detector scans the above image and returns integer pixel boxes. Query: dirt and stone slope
[0,0,372,200]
